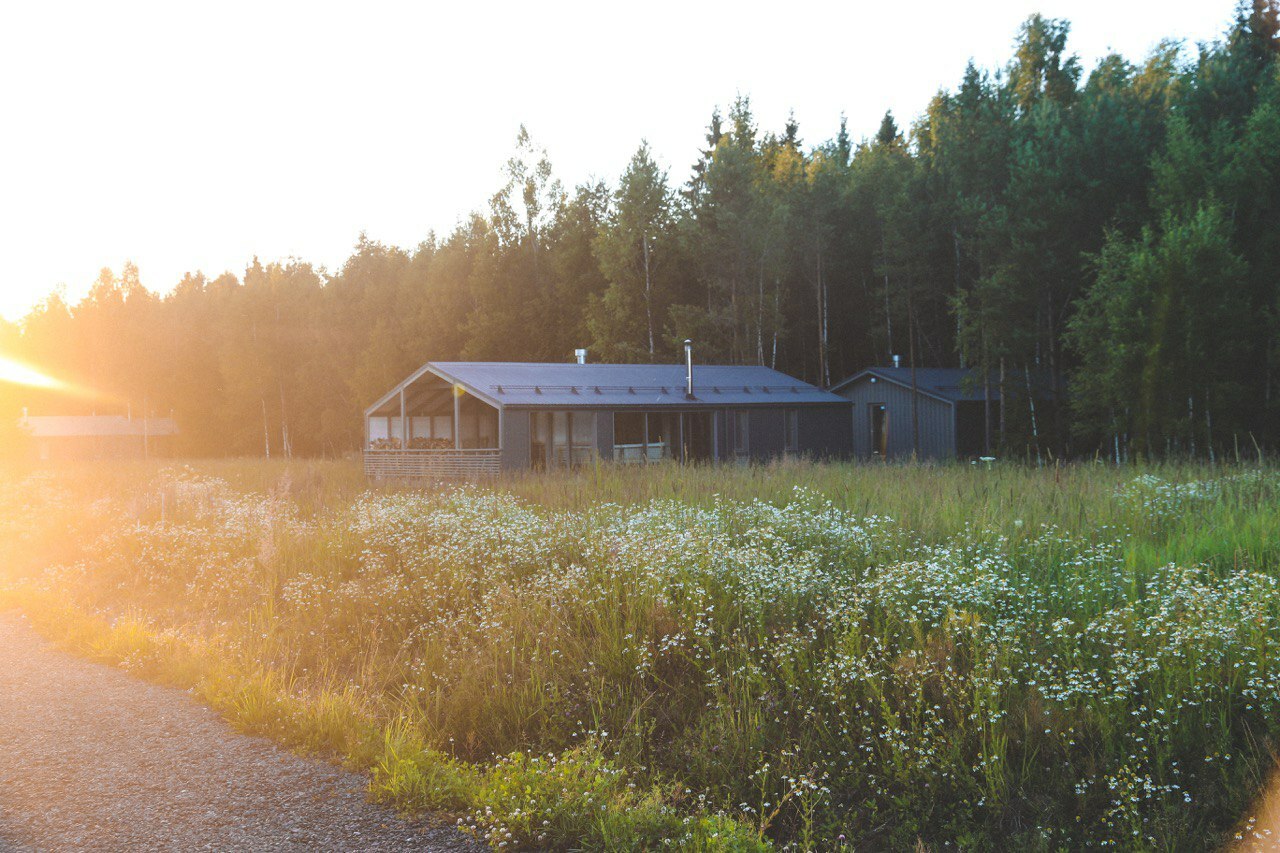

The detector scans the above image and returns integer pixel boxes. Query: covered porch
[363,367,501,479]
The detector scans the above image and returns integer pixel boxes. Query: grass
[2,457,1279,849]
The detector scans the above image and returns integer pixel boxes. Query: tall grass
[2,458,1279,849]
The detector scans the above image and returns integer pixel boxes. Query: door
[870,404,888,458]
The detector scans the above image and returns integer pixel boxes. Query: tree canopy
[3,2,1278,460]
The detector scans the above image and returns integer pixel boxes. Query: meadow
[2,458,1279,850]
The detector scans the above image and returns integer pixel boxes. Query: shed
[18,414,179,461]
[363,360,852,478]
[829,367,997,460]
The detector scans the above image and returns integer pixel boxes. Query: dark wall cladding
[798,406,856,458]
[595,411,615,461]
[748,408,784,461]
[500,409,531,470]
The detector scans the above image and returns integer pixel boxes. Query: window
[548,411,597,467]
[733,411,750,459]
[571,411,595,464]
[611,412,675,463]
[783,409,799,454]
[613,412,647,462]
[552,411,570,465]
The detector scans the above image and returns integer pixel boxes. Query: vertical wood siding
[837,378,956,459]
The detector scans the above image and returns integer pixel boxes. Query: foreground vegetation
[3,459,1280,849]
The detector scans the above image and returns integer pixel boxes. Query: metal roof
[367,361,846,414]
[19,415,179,438]
[829,367,999,404]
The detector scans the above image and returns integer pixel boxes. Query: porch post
[453,386,462,449]
[399,389,407,447]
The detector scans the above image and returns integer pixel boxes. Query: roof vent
[575,348,588,365]
[892,354,901,368]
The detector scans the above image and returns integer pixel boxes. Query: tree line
[3,3,1278,459]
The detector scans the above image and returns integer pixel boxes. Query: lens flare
[0,357,66,390]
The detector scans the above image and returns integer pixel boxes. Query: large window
[538,411,597,467]
[612,412,675,463]
[531,412,549,468]
[783,409,799,454]
[732,411,750,459]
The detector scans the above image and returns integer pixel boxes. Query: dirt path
[0,611,477,852]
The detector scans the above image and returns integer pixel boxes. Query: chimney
[684,339,694,399]
[892,354,901,369]
[574,348,588,365]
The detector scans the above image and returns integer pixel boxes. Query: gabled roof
[829,367,999,404]
[19,415,179,438]
[366,361,846,415]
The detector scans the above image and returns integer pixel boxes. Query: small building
[18,414,179,461]
[363,359,852,478]
[829,367,997,460]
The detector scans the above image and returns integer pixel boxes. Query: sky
[0,1,1239,322]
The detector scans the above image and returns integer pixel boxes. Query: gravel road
[0,611,478,852]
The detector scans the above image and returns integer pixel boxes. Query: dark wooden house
[363,359,852,478]
[829,367,997,460]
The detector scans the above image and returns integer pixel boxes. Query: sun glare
[0,356,66,390]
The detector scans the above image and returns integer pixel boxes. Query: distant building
[363,354,853,478]
[17,414,178,461]
[829,366,998,460]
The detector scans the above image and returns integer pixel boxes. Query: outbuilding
[17,414,178,461]
[363,356,852,478]
[829,366,997,460]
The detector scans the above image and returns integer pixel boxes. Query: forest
[2,2,1278,460]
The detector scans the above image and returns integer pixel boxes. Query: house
[829,366,998,460]
[18,414,179,461]
[363,354,852,478]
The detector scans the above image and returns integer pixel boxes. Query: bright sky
[0,1,1237,322]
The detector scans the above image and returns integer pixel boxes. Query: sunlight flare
[0,356,66,390]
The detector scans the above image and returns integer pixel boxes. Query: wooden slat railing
[364,449,501,480]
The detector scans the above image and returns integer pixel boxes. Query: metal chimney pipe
[574,348,587,365]
[684,340,694,399]
[892,354,901,369]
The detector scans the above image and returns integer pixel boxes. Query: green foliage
[588,142,674,360]
[1069,204,1252,453]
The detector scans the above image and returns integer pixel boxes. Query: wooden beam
[400,389,408,446]
[453,386,462,450]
